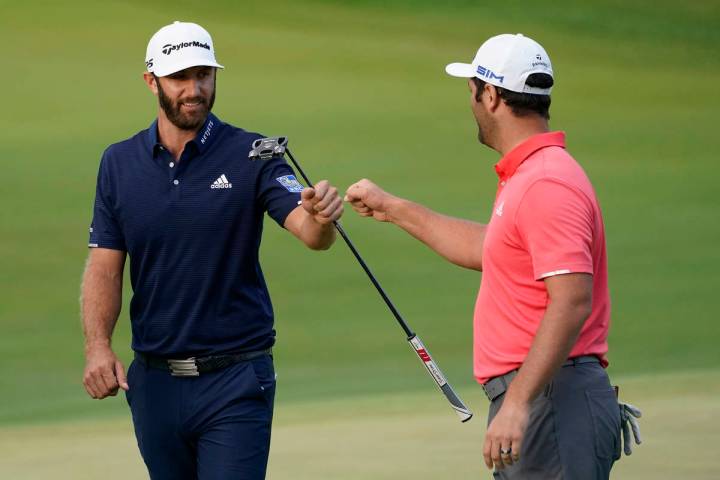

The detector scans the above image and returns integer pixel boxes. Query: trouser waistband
[135,348,272,377]
[481,355,600,402]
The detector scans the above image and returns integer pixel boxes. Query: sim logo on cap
[476,65,504,83]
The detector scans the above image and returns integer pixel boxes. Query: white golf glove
[619,402,642,455]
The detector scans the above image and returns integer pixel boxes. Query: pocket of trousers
[585,388,622,460]
[249,356,276,397]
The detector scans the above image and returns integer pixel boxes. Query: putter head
[248,136,288,160]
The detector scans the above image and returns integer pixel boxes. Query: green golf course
[1,0,718,478]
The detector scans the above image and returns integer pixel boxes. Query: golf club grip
[409,335,473,422]
[285,148,415,338]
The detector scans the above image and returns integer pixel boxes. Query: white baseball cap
[445,33,553,95]
[145,21,224,77]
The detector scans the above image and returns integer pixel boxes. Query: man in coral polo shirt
[345,34,639,478]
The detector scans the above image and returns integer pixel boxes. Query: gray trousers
[488,362,621,480]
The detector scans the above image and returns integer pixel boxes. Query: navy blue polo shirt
[88,113,304,357]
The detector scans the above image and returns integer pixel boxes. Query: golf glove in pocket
[619,401,642,455]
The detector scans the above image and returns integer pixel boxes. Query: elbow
[552,294,593,331]
[304,226,336,251]
[307,241,332,251]
[305,234,335,251]
[570,296,593,328]
[578,303,593,326]
[578,289,593,318]
[469,249,484,271]
[453,251,483,271]
[463,261,483,272]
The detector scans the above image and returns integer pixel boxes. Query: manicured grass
[1,369,719,479]
[0,0,718,431]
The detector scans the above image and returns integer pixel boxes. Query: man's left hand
[301,180,343,224]
[483,399,530,470]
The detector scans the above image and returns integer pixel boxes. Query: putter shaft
[286,148,415,338]
[280,144,472,422]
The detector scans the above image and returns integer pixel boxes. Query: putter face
[248,136,288,160]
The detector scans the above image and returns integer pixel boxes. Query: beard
[157,77,216,131]
[475,111,494,148]
[477,124,485,145]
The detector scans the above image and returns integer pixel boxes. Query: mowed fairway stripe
[1,370,718,479]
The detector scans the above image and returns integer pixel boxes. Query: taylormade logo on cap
[445,33,554,95]
[161,41,211,56]
[145,21,224,77]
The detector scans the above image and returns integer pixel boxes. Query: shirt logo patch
[276,175,304,193]
[211,174,232,189]
[495,200,505,217]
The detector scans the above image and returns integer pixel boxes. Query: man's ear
[143,72,159,95]
[485,84,502,113]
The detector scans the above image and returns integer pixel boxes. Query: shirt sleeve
[256,157,303,227]
[515,179,594,280]
[88,152,126,250]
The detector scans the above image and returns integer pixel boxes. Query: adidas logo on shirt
[211,174,232,189]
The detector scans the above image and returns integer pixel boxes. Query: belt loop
[500,374,509,391]
[544,381,553,397]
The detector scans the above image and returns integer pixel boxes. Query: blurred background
[1,0,718,478]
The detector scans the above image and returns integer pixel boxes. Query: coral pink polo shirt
[474,131,610,384]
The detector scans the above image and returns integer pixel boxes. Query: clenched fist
[344,179,396,222]
[301,180,343,224]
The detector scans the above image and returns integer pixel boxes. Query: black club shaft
[285,148,415,339]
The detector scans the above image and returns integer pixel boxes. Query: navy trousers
[125,354,276,480]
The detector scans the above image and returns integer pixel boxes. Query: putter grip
[408,335,473,422]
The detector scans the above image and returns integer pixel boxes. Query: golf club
[249,136,473,423]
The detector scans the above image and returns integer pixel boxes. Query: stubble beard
[476,118,489,147]
[475,111,495,149]
[157,77,216,131]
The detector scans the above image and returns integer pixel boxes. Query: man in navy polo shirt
[80,21,344,479]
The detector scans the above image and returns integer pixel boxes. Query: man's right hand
[344,179,397,222]
[83,344,129,399]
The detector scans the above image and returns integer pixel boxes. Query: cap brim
[445,62,476,78]
[152,57,224,77]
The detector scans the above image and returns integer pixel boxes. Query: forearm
[504,295,591,405]
[81,260,123,351]
[387,197,487,270]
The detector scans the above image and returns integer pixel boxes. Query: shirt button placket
[171,159,180,200]
[171,176,181,201]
